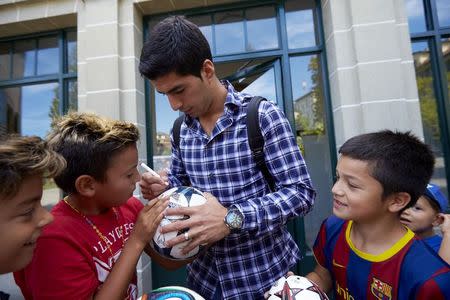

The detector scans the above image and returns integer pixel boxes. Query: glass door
[219,57,282,106]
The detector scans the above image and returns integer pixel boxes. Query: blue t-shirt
[423,234,443,252]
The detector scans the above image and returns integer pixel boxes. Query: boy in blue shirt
[401,183,449,263]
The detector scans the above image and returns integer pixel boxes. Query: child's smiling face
[0,174,53,273]
[332,156,388,222]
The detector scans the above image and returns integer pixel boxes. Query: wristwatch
[224,208,244,231]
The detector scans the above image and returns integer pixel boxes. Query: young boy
[0,135,65,274]
[400,183,449,263]
[400,183,447,251]
[14,113,170,300]
[308,130,450,299]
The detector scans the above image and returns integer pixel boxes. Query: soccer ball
[141,286,205,300]
[152,186,207,259]
[267,275,329,300]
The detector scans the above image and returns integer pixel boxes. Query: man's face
[0,175,53,273]
[150,68,213,118]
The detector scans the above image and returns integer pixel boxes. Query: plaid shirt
[168,82,316,299]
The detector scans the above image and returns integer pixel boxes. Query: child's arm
[438,213,450,265]
[91,198,168,300]
[307,264,333,294]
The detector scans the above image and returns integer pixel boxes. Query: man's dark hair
[139,15,212,80]
[339,130,435,208]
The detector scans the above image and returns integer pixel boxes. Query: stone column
[77,0,151,294]
[321,0,423,148]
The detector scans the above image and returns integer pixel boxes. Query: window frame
[0,28,77,118]
[410,0,450,198]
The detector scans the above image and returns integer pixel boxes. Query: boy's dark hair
[46,112,139,195]
[139,15,212,80]
[0,135,66,199]
[339,130,434,208]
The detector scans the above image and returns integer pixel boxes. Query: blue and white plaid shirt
[168,82,316,299]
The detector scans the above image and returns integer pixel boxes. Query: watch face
[226,210,243,229]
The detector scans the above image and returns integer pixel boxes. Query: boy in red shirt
[14,113,174,299]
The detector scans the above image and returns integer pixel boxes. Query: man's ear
[201,59,215,82]
[388,192,411,213]
[74,175,96,197]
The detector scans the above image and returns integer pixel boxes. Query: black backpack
[172,96,276,192]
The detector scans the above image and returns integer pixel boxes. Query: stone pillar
[77,0,151,294]
[321,0,423,148]
[77,0,120,117]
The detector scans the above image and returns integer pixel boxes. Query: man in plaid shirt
[139,15,316,299]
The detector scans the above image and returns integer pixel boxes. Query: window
[0,30,77,136]
[406,0,450,200]
[0,29,77,209]
[188,5,279,56]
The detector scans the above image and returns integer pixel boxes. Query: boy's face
[150,63,215,119]
[332,156,388,222]
[95,144,140,208]
[0,174,53,273]
[400,196,439,235]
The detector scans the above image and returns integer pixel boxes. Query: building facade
[0,0,449,296]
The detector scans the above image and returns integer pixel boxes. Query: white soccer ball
[267,275,329,300]
[152,186,207,259]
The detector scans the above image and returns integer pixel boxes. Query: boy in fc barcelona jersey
[308,130,450,299]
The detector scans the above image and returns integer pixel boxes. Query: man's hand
[160,192,230,254]
[438,213,450,265]
[139,169,169,200]
[438,213,450,234]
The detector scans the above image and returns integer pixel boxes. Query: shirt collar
[223,80,245,109]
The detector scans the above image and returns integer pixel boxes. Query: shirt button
[209,172,214,178]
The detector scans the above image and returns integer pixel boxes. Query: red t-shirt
[14,197,144,300]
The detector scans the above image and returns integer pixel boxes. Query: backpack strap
[172,97,276,192]
[173,115,184,151]
[247,96,276,192]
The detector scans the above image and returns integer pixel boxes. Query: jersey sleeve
[313,218,329,268]
[17,235,98,299]
[415,268,450,299]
